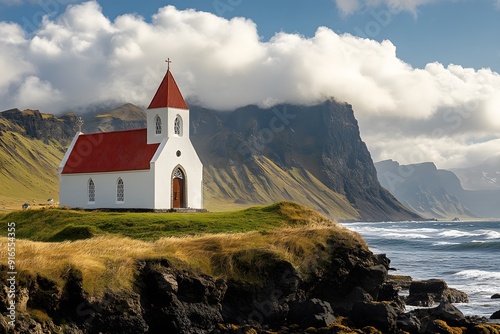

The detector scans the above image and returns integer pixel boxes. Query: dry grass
[0,223,367,296]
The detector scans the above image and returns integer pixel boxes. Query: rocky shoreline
[1,244,499,334]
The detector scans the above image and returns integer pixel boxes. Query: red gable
[62,128,160,174]
[148,69,189,110]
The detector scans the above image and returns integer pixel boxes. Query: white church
[58,64,203,210]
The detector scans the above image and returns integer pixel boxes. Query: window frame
[88,178,95,203]
[155,114,162,135]
[116,178,124,203]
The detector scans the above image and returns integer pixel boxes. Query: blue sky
[1,0,499,72]
[0,0,499,168]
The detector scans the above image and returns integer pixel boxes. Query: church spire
[147,60,188,110]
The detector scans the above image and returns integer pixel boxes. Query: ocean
[342,220,500,318]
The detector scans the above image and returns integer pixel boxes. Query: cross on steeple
[76,117,84,133]
[165,58,172,71]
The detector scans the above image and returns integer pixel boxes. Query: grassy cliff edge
[0,202,366,295]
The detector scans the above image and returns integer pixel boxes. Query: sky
[0,0,499,169]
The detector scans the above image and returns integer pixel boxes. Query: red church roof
[147,69,189,110]
[61,128,160,174]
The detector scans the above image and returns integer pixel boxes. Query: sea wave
[433,240,500,252]
[432,241,460,246]
[478,230,500,240]
[438,230,480,238]
[453,269,500,281]
[382,232,432,239]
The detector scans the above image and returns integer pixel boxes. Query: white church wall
[152,135,203,209]
[147,107,188,144]
[59,170,154,209]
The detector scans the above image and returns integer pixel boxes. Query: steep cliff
[190,100,419,221]
[376,159,500,219]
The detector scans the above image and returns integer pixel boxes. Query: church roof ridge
[147,68,189,110]
[79,127,146,136]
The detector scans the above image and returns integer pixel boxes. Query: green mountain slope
[203,156,359,219]
[0,129,64,210]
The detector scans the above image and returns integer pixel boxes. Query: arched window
[117,178,124,202]
[88,179,95,203]
[155,115,162,134]
[174,115,182,136]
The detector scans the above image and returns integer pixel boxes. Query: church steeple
[147,60,188,110]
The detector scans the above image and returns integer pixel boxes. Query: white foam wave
[432,241,460,246]
[382,232,431,239]
[439,230,480,238]
[478,230,500,240]
[453,270,500,281]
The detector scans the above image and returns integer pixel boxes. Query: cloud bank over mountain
[0,1,499,168]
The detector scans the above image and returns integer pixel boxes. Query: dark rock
[349,301,399,334]
[27,275,61,314]
[386,274,412,290]
[492,294,500,299]
[221,250,300,327]
[410,301,468,332]
[406,279,468,307]
[139,259,226,334]
[491,310,500,319]
[432,301,468,327]
[378,283,405,312]
[397,313,421,333]
[442,287,469,303]
[87,291,148,334]
[288,299,336,329]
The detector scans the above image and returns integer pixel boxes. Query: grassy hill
[0,127,65,211]
[0,202,364,295]
[0,201,330,241]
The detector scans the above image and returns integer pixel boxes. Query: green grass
[0,202,367,295]
[0,130,65,210]
[0,201,331,242]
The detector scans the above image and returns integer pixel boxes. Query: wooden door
[172,177,184,208]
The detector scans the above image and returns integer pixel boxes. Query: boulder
[406,279,468,307]
[491,310,500,319]
[410,301,468,332]
[288,299,336,328]
[349,301,399,334]
[397,313,421,333]
[139,259,226,334]
[491,294,500,299]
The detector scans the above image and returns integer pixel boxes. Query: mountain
[375,159,500,219]
[0,109,75,210]
[81,103,147,132]
[451,155,500,191]
[190,100,418,221]
[375,160,476,219]
[0,101,419,221]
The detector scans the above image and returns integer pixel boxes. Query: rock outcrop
[406,279,469,307]
[190,101,420,221]
[1,241,495,334]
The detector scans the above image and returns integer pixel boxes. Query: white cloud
[336,0,362,16]
[0,1,499,168]
[334,0,442,16]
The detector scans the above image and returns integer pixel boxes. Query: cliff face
[0,109,76,144]
[376,159,500,219]
[0,232,391,334]
[190,100,419,221]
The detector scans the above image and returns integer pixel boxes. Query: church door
[172,167,185,208]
